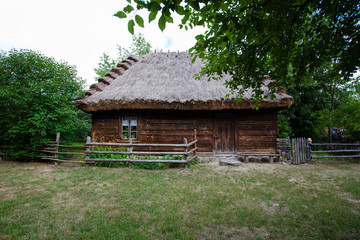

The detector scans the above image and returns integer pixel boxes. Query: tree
[94,33,153,79]
[0,49,91,159]
[332,96,360,141]
[115,0,360,99]
[278,84,327,140]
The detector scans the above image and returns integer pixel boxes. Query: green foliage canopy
[116,0,360,99]
[94,34,153,79]
[0,49,90,158]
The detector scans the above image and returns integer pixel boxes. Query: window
[121,117,137,140]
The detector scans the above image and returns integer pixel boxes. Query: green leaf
[135,15,144,27]
[195,34,204,41]
[128,19,135,34]
[158,15,166,31]
[164,15,173,23]
[175,5,185,15]
[123,5,134,13]
[220,3,228,11]
[189,2,200,11]
[148,2,161,11]
[126,0,131,3]
[149,11,157,23]
[113,11,127,19]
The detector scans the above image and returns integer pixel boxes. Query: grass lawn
[1,160,359,239]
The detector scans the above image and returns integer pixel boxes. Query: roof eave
[76,97,293,113]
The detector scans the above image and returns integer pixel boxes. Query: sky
[0,0,205,86]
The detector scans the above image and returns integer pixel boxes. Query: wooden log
[184,138,188,169]
[37,150,84,155]
[312,155,360,159]
[194,128,198,156]
[85,136,91,163]
[186,155,198,163]
[58,145,86,148]
[311,143,360,146]
[87,142,187,147]
[187,140,198,147]
[187,147,198,155]
[90,159,186,163]
[291,138,296,165]
[128,138,133,168]
[54,132,60,165]
[89,150,188,155]
[41,158,85,163]
[311,149,360,153]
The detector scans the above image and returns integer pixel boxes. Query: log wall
[91,109,279,153]
[236,110,278,152]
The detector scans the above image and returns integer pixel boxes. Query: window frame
[121,116,138,140]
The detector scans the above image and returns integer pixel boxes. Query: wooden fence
[36,133,86,164]
[32,132,198,168]
[310,142,360,162]
[291,137,311,165]
[85,136,198,168]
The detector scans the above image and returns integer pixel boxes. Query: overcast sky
[0,0,205,86]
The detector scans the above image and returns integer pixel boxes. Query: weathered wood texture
[310,141,360,162]
[292,137,311,165]
[86,137,198,167]
[91,109,280,153]
[236,110,278,153]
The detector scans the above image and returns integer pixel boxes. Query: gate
[291,137,311,165]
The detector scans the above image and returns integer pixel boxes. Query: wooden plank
[187,140,198,147]
[238,130,278,136]
[186,155,198,163]
[88,158,187,163]
[311,149,360,153]
[140,130,201,136]
[312,155,360,159]
[311,143,360,146]
[237,125,277,131]
[187,147,198,155]
[88,142,187,147]
[89,150,188,155]
[238,136,275,142]
[37,150,84,155]
[238,142,276,147]
[143,119,195,124]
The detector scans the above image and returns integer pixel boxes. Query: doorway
[214,116,235,153]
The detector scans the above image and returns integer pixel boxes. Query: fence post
[184,138,188,169]
[291,138,295,165]
[194,129,197,156]
[308,143,312,163]
[356,141,360,163]
[85,136,91,163]
[128,138,133,168]
[54,132,60,165]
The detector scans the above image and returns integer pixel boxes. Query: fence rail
[310,142,360,161]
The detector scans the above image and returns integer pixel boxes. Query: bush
[0,49,90,159]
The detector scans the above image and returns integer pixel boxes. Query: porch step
[219,156,242,166]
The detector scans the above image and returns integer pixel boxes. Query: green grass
[0,161,359,239]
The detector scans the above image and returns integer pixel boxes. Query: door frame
[214,115,236,153]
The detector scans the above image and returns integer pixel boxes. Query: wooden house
[76,52,293,157]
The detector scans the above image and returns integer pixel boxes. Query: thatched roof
[76,52,293,112]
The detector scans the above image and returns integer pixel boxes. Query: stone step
[219,157,242,166]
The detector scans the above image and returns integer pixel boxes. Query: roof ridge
[85,55,139,97]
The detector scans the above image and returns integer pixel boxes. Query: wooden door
[214,116,235,153]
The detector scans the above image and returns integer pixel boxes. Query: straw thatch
[76,52,293,112]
